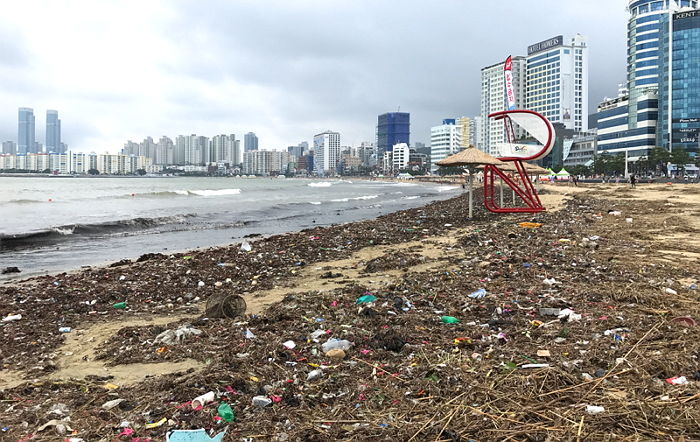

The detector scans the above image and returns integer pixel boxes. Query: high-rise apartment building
[156,136,174,165]
[480,57,526,156]
[18,108,36,154]
[242,150,290,175]
[46,110,62,153]
[430,119,463,173]
[525,35,589,132]
[2,141,17,155]
[376,112,410,158]
[313,131,341,176]
[244,132,259,152]
[457,117,472,148]
[212,134,239,165]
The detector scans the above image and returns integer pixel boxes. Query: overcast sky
[0,0,629,152]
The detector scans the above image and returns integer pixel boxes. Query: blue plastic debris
[166,429,226,442]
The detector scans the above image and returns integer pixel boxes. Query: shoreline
[1,184,699,440]
[0,180,460,284]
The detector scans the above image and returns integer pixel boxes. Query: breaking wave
[307,182,334,188]
[331,195,379,203]
[0,214,196,250]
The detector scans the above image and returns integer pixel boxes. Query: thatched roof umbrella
[437,147,504,219]
[523,162,548,175]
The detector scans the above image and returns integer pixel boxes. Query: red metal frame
[482,110,553,214]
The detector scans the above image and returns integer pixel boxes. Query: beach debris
[521,364,550,369]
[441,316,460,324]
[167,429,227,442]
[665,376,688,385]
[2,314,22,322]
[191,392,215,409]
[101,398,126,410]
[155,325,202,346]
[36,419,72,435]
[586,405,606,415]
[145,417,167,429]
[321,338,352,353]
[356,294,377,304]
[113,302,127,309]
[557,309,582,322]
[326,348,346,359]
[307,369,323,381]
[664,287,678,296]
[1,267,21,274]
[468,288,487,299]
[58,327,71,333]
[518,222,543,228]
[217,403,234,423]
[670,316,696,327]
[252,396,273,407]
[282,340,296,350]
[240,240,252,252]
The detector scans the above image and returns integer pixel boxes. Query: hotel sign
[674,10,699,20]
[528,36,564,55]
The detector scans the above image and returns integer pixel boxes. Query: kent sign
[528,36,564,55]
[674,10,699,20]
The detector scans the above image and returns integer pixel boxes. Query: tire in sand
[205,293,247,318]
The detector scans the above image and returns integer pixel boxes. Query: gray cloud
[0,0,629,150]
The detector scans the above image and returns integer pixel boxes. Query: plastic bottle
[441,316,460,324]
[217,402,234,422]
[58,327,72,333]
[113,302,127,309]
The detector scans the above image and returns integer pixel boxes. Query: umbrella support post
[483,160,545,213]
[468,174,473,219]
[499,177,504,207]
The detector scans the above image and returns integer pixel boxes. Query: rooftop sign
[674,9,700,20]
[528,36,564,55]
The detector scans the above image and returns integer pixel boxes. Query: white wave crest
[186,189,242,196]
[309,201,322,205]
[402,196,420,200]
[52,226,75,235]
[331,195,378,202]
[436,186,460,192]
[308,182,333,188]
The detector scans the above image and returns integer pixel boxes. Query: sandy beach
[1,182,699,441]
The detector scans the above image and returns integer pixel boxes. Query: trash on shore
[167,429,227,442]
[155,325,202,346]
[2,314,22,322]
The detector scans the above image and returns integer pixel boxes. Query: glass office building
[658,9,700,155]
[376,112,410,156]
[46,110,62,153]
[594,0,698,161]
[18,108,36,154]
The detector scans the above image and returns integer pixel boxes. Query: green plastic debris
[356,295,377,304]
[440,316,460,324]
[217,402,234,422]
[113,302,127,309]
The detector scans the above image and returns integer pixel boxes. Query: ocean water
[0,176,460,279]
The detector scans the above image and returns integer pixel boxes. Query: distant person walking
[630,174,637,188]
[572,175,578,187]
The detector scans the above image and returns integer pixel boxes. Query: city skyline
[0,1,628,152]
